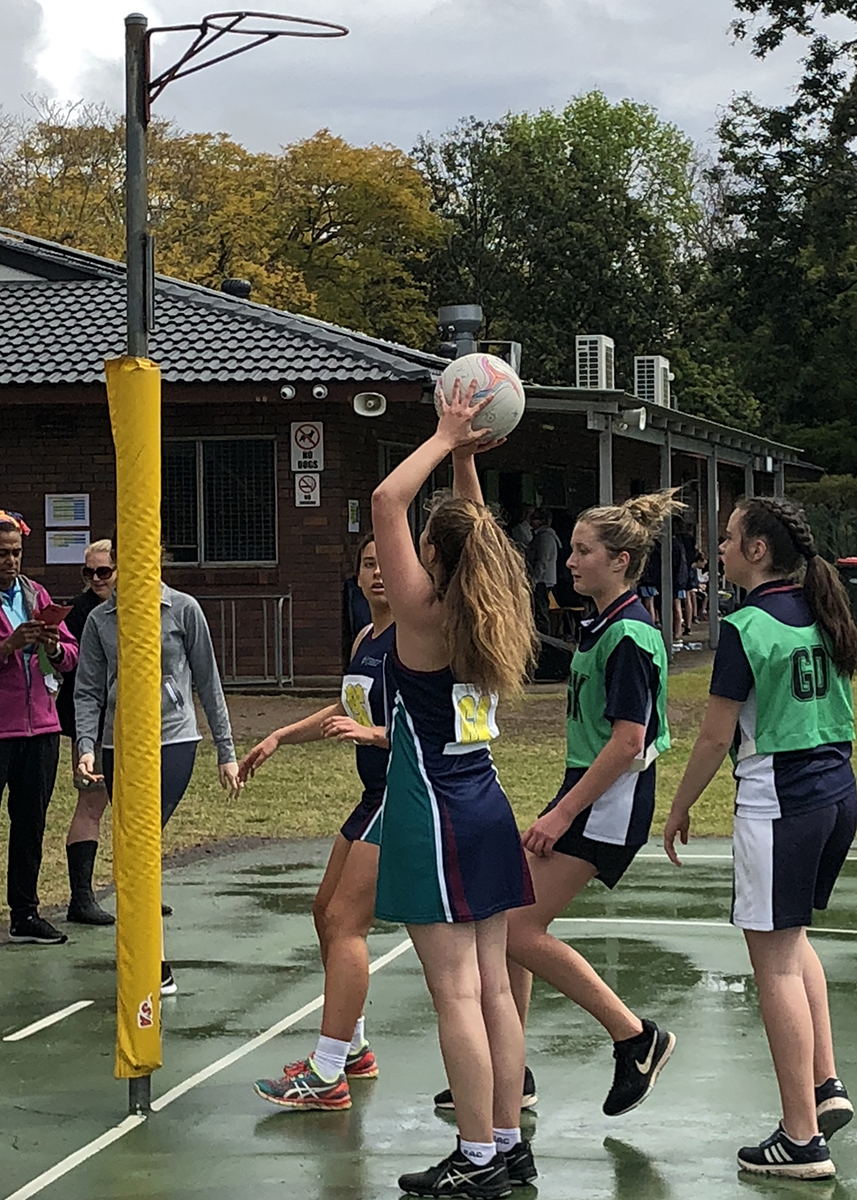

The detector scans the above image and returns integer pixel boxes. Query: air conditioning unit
[476,340,522,375]
[576,335,615,390]
[634,355,672,407]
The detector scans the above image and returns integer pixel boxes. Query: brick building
[0,229,817,681]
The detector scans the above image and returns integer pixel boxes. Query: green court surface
[2,840,856,1200]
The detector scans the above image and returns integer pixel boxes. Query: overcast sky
[1,0,821,153]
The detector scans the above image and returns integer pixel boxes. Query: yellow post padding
[105,356,163,1079]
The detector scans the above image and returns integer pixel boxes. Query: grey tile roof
[0,235,446,387]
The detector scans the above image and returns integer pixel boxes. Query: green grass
[5,666,734,910]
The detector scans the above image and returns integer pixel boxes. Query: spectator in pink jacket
[0,510,78,945]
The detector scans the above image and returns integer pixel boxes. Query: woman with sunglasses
[56,539,117,925]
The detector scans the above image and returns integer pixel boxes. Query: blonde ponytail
[578,488,687,583]
[426,496,537,699]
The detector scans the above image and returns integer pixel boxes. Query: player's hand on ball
[238,735,279,781]
[435,379,494,451]
[522,807,570,857]
[219,761,243,799]
[663,808,690,867]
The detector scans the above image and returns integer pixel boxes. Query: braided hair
[737,497,857,676]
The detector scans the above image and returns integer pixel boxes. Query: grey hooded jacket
[74,583,235,764]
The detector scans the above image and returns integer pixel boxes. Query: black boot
[67,841,115,925]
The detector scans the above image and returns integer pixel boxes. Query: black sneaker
[160,962,178,996]
[434,1067,537,1112]
[503,1141,537,1187]
[9,914,68,945]
[603,1020,675,1116]
[737,1124,835,1179]
[816,1078,853,1140]
[398,1141,511,1198]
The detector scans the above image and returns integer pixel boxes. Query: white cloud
[0,0,819,151]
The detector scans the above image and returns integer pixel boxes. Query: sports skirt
[374,727,533,925]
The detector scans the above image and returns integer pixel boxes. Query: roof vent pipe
[221,278,251,299]
[438,304,483,359]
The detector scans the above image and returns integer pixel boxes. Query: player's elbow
[699,729,732,757]
[371,483,395,515]
[614,724,646,763]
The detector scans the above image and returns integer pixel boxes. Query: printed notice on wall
[290,422,324,472]
[46,529,89,564]
[348,499,360,533]
[45,493,90,527]
[295,472,321,508]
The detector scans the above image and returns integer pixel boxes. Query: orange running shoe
[254,1058,352,1110]
[344,1043,379,1080]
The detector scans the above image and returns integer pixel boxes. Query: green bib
[724,607,854,755]
[566,619,670,770]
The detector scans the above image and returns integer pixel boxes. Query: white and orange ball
[435,353,526,440]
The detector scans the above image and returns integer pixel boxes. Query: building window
[163,439,277,565]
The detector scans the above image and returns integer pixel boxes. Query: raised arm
[372,380,493,627]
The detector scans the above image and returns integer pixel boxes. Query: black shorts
[539,790,642,890]
[340,791,384,843]
[732,787,857,930]
[102,740,198,828]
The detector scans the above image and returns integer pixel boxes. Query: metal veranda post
[126,13,149,359]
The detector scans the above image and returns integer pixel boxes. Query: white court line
[5,1116,145,1200]
[3,1001,94,1043]
[4,937,413,1200]
[151,937,412,1111]
[636,853,857,862]
[553,917,857,935]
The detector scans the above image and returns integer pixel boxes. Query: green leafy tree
[416,93,755,425]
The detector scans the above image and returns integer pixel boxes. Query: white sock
[311,1035,350,1081]
[493,1127,521,1153]
[459,1139,497,1166]
[349,1016,366,1053]
[782,1129,813,1146]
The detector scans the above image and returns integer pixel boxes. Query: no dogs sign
[295,472,321,507]
[290,421,324,472]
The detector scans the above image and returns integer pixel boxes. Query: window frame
[163,435,279,568]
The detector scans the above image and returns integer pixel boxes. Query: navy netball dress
[339,622,395,843]
[374,644,533,924]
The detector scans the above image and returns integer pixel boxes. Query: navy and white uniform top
[341,621,395,803]
[711,581,854,820]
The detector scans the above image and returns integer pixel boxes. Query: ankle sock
[460,1139,497,1166]
[349,1017,366,1053]
[311,1035,350,1081]
[493,1127,520,1153]
[782,1130,814,1147]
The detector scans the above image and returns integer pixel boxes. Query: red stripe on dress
[438,793,473,922]
[519,844,535,907]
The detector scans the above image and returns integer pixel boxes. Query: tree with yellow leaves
[0,101,442,342]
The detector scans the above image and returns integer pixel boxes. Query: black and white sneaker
[9,914,68,945]
[503,1141,537,1187]
[816,1078,853,1140]
[737,1124,835,1179]
[160,962,178,996]
[434,1067,537,1112]
[603,1020,675,1116]
[398,1140,512,1198]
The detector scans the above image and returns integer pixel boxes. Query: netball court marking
[3,938,413,1200]
[3,1001,95,1043]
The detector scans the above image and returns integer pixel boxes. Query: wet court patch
[2,840,856,1200]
